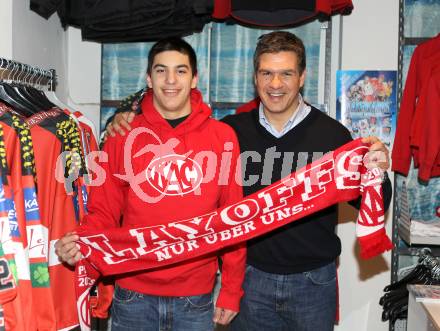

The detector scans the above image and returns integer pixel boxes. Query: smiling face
[147,50,198,119]
[255,51,306,119]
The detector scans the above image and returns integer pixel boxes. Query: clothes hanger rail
[0,58,54,90]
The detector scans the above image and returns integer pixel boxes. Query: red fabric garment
[0,177,17,308]
[72,111,99,148]
[0,104,101,329]
[27,109,81,330]
[236,98,259,114]
[392,34,440,179]
[0,241,16,306]
[12,114,55,331]
[0,106,37,331]
[75,89,245,329]
[316,0,353,15]
[212,0,231,19]
[213,0,353,24]
[409,68,440,181]
[229,0,318,27]
[76,138,392,330]
[69,111,114,320]
[0,133,18,324]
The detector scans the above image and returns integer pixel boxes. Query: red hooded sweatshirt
[83,89,246,311]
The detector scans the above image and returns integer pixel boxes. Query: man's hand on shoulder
[362,136,390,171]
[103,111,136,142]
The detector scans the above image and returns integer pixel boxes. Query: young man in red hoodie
[55,38,246,330]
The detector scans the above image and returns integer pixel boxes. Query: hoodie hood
[141,88,212,138]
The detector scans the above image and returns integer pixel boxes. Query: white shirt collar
[258,94,311,138]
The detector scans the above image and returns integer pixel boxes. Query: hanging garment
[30,0,63,19]
[407,66,440,181]
[80,0,211,42]
[235,97,259,114]
[0,240,16,307]
[0,102,92,329]
[230,0,317,26]
[26,108,86,330]
[64,110,98,184]
[392,34,440,181]
[75,138,392,330]
[31,0,213,43]
[72,111,98,147]
[32,0,174,28]
[0,107,39,331]
[0,125,19,330]
[213,0,353,25]
[10,113,55,331]
[0,64,107,327]
[316,0,354,15]
[66,111,114,321]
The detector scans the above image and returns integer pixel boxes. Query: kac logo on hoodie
[146,154,203,196]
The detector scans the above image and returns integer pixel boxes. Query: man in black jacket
[106,31,392,331]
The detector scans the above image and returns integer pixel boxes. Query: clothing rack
[418,248,440,280]
[0,57,56,91]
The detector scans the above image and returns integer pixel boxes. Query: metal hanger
[0,60,39,116]
[379,248,440,323]
[21,66,56,110]
[44,69,71,111]
[11,64,44,110]
[0,60,35,116]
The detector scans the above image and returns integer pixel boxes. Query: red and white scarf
[75,138,393,330]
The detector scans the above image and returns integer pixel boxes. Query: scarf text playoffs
[75,138,393,330]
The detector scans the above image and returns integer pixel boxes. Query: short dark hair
[254,31,306,74]
[147,38,197,76]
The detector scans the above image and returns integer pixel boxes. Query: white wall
[341,1,399,70]
[335,1,399,331]
[11,0,67,99]
[3,0,101,136]
[65,27,101,136]
[0,0,13,59]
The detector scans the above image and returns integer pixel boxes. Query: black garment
[31,0,214,43]
[51,0,174,28]
[115,89,144,114]
[222,107,392,274]
[81,0,212,43]
[30,0,62,19]
[103,89,145,133]
[231,0,316,26]
[166,114,190,128]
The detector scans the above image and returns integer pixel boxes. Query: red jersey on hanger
[0,105,37,331]
[27,108,81,330]
[392,34,440,181]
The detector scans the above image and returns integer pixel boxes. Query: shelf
[403,37,432,46]
[396,246,440,257]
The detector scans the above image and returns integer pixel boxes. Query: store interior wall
[0,0,101,131]
[0,0,13,59]
[7,0,68,103]
[65,27,101,131]
[0,1,399,330]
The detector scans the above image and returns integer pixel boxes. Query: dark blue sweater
[222,107,392,274]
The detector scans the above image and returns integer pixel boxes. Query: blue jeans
[231,262,337,331]
[111,286,214,331]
